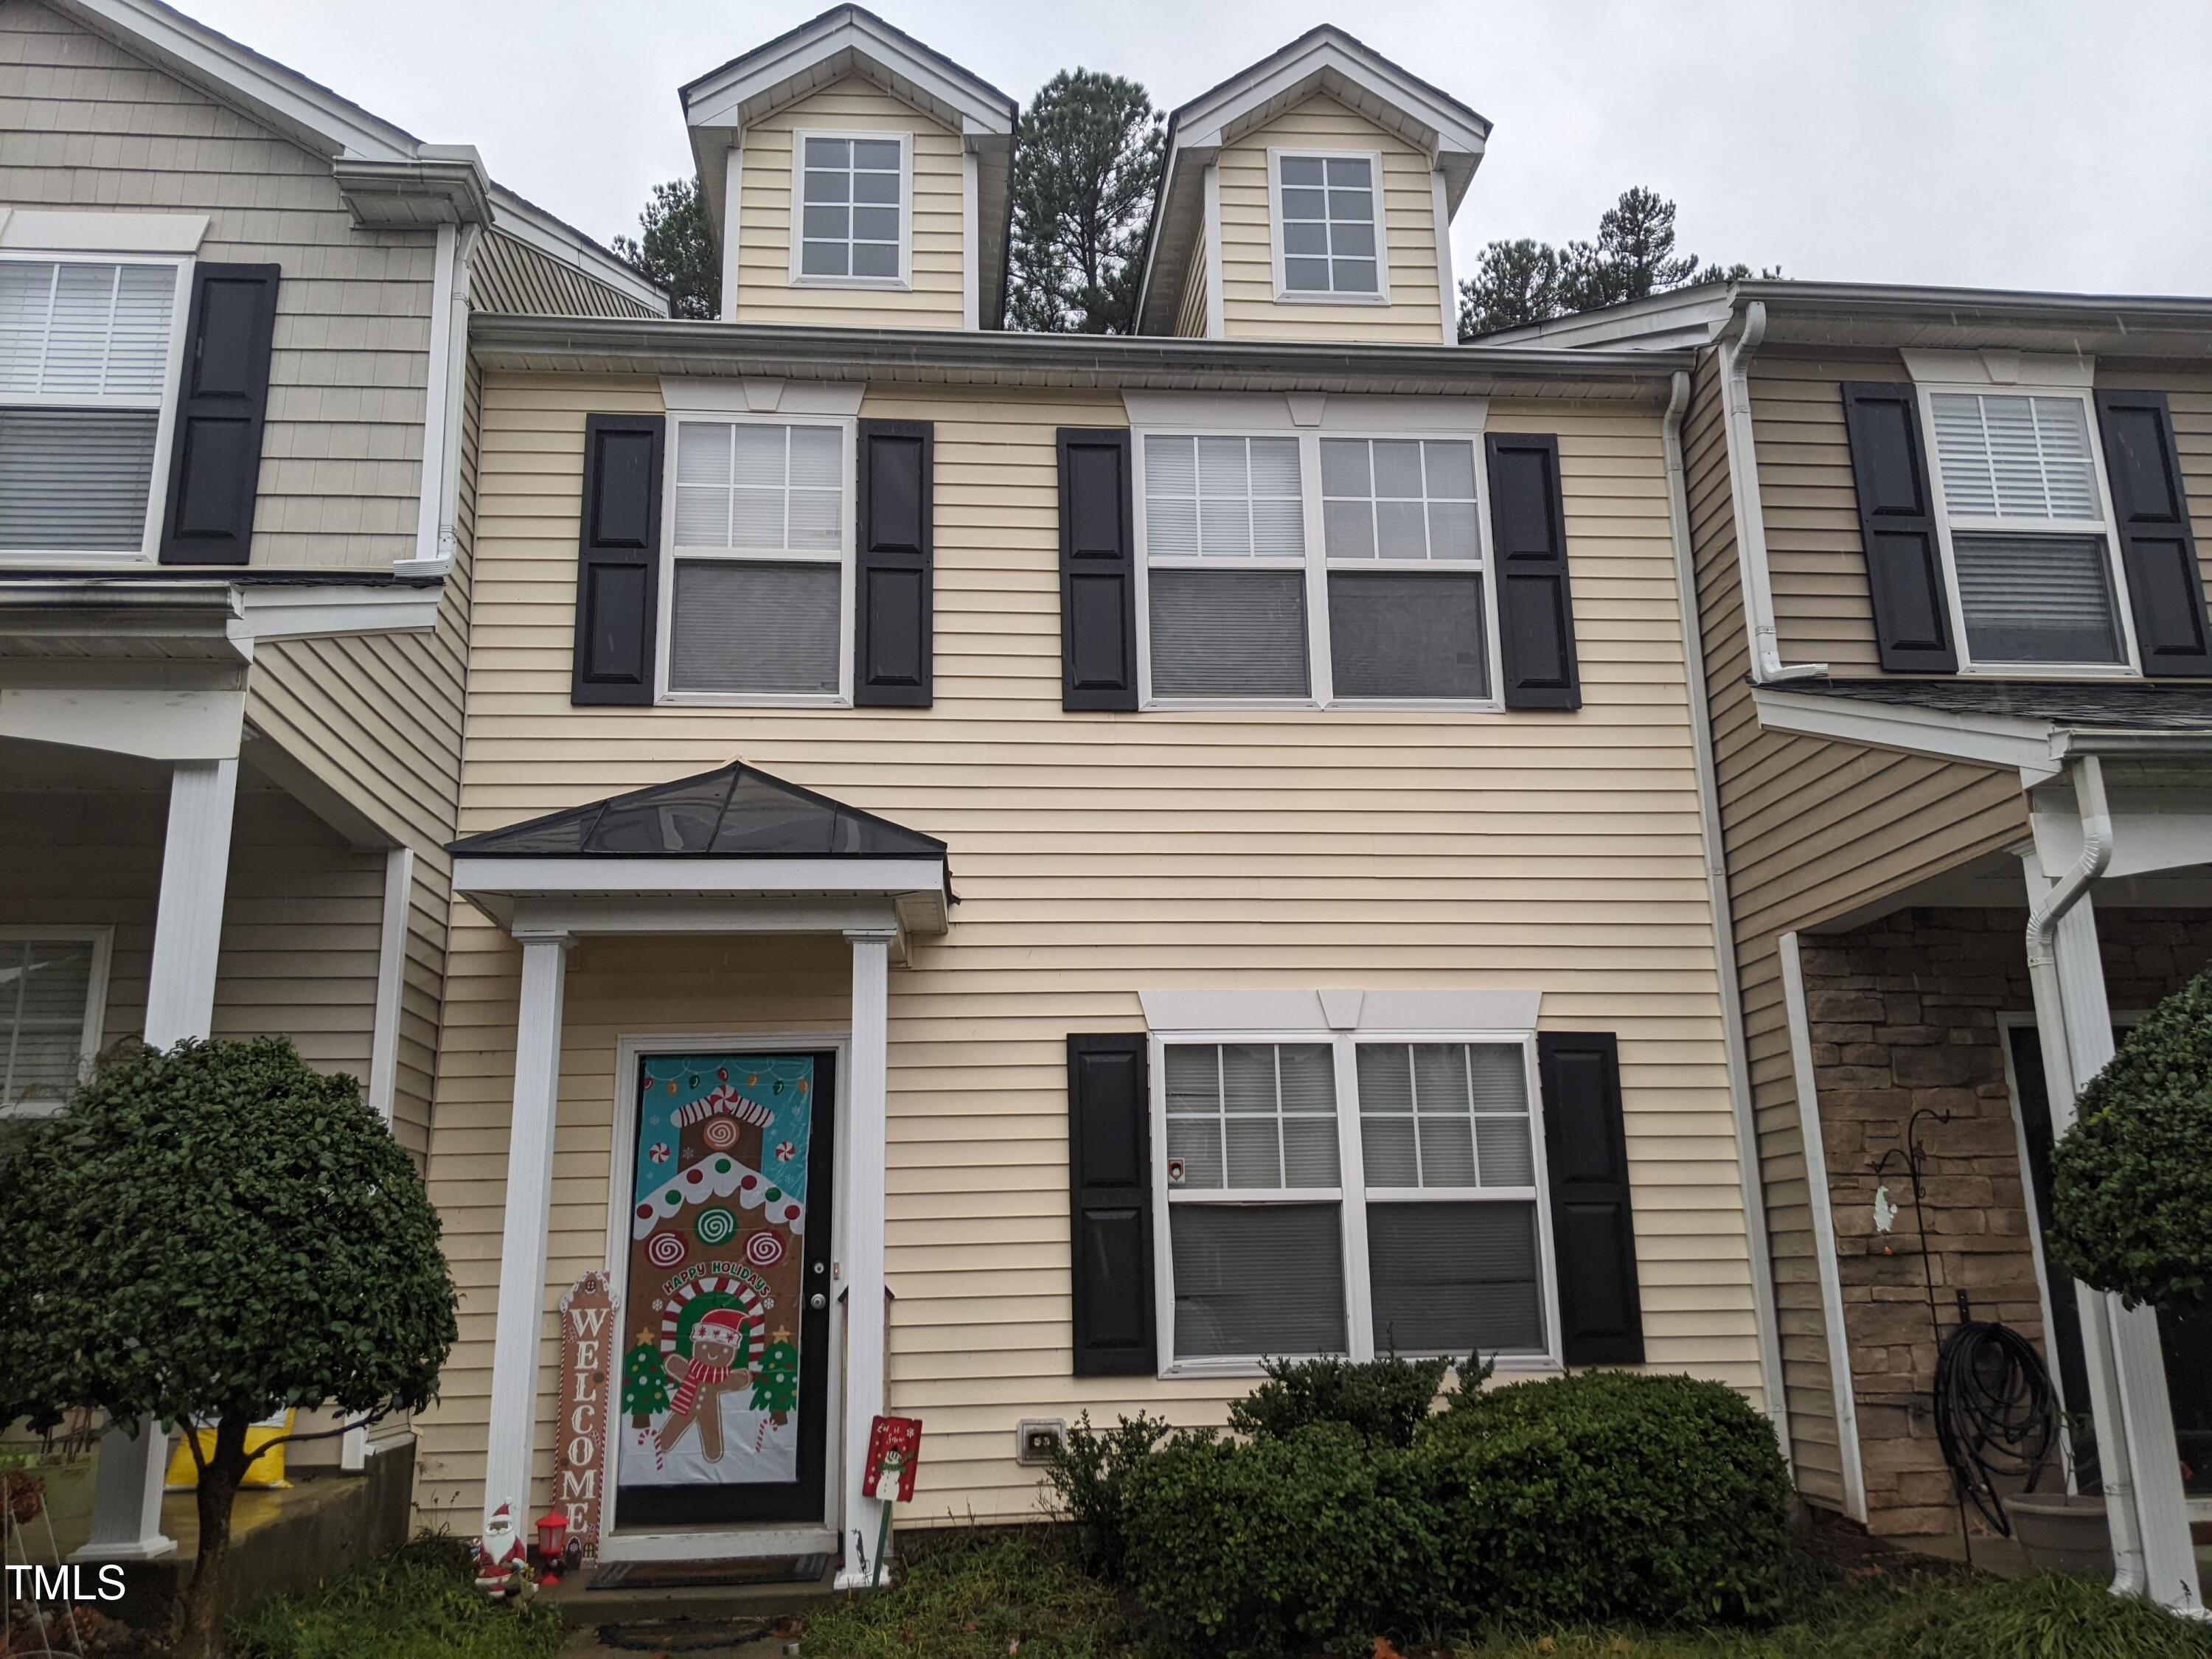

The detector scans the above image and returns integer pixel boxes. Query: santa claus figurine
[658,1308,753,1462]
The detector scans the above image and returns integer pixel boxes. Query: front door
[613,1051,836,1528]
[2007,1024,2212,1495]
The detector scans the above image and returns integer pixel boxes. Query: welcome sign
[555,1270,617,1559]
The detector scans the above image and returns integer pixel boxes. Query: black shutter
[1057,428,1138,712]
[158,262,279,565]
[571,414,664,706]
[1840,382,1957,672]
[1485,433,1582,710]
[855,418,934,706]
[1068,1032,1155,1374]
[2096,391,2212,678]
[1537,1032,1644,1366]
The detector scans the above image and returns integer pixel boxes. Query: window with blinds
[0,259,179,555]
[1159,1033,1551,1366]
[667,419,846,695]
[1141,430,1494,704]
[0,933,101,1110]
[1925,391,2129,667]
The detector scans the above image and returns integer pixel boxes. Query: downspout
[1665,369,1791,1462]
[407,220,481,574]
[1717,299,1825,684]
[2021,756,2146,1594]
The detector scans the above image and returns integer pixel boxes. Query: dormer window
[1272,152,1384,302]
[795,133,908,287]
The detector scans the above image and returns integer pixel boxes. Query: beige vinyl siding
[1685,349,2031,1514]
[1175,244,1208,337]
[0,0,436,568]
[1760,356,2212,673]
[732,77,965,330]
[1215,94,1444,344]
[0,776,380,1093]
[412,370,1767,1531]
[469,229,662,321]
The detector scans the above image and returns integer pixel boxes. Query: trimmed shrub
[2048,967,2212,1311]
[1043,1411,1175,1577]
[1227,1352,1463,1448]
[1120,1421,1450,1658]
[1420,1370,1794,1629]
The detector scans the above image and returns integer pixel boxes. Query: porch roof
[448,760,951,945]
[1777,678,2212,734]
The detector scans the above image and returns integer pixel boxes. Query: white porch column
[77,757,239,1562]
[836,928,893,1589]
[2025,871,2202,1613]
[480,929,574,1539]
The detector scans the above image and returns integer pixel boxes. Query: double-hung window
[1921,386,2135,672]
[1159,1032,1554,1368]
[794,133,908,286]
[664,417,852,701]
[1137,426,1498,706]
[0,257,184,559]
[1273,152,1383,300]
[0,928,109,1116]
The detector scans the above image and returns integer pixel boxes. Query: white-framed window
[790,131,911,289]
[658,415,855,705]
[1155,1029,1557,1374]
[0,254,189,563]
[0,928,111,1117]
[1918,384,2139,675]
[1270,150,1386,303]
[1134,426,1500,709]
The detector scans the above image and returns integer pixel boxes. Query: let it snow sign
[556,1271,617,1560]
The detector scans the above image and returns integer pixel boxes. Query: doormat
[594,1615,792,1653]
[588,1552,832,1590]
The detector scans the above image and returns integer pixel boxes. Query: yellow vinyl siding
[1214,94,1443,344]
[1684,349,2031,1514]
[734,78,965,330]
[413,370,1768,1530]
[1175,247,1208,337]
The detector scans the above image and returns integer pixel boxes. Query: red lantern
[533,1508,570,1578]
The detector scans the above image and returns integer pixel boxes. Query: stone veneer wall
[1798,905,2211,1536]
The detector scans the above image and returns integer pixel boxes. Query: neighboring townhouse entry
[613,1051,839,1528]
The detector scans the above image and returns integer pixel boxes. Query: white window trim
[0,250,192,568]
[1148,1026,1562,1380]
[654,412,858,708]
[1267,146,1391,307]
[0,925,112,1119]
[1132,420,1503,713]
[787,128,914,293]
[1913,380,2143,681]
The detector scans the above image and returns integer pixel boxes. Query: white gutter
[1663,369,1791,1463]
[2020,755,2146,1594]
[406,221,481,575]
[1718,299,1825,684]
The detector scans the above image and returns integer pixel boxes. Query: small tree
[2048,969,2212,1310]
[1006,69,1164,334]
[613,176,717,319]
[0,1038,458,1659]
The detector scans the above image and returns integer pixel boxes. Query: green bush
[1043,1411,1175,1576]
[1421,1370,1795,1629]
[1226,1352,1464,1448]
[2048,967,2212,1310]
[799,1528,1135,1659]
[1120,1420,1451,1657]
[1848,1568,2212,1659]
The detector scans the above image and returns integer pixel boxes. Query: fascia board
[1178,38,1488,162]
[684,18,1012,136]
[1751,685,2062,779]
[453,855,949,901]
[234,583,444,642]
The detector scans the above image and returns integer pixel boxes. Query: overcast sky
[189,0,2212,299]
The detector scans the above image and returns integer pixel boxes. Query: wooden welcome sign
[555,1270,618,1560]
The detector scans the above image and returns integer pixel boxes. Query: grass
[796,1525,2212,1659]
[226,1534,566,1659]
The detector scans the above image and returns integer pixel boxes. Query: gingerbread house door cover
[613,1051,838,1528]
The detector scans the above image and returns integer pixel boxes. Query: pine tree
[613,178,717,319]
[623,1334,669,1426]
[751,1331,799,1422]
[1006,70,1164,334]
